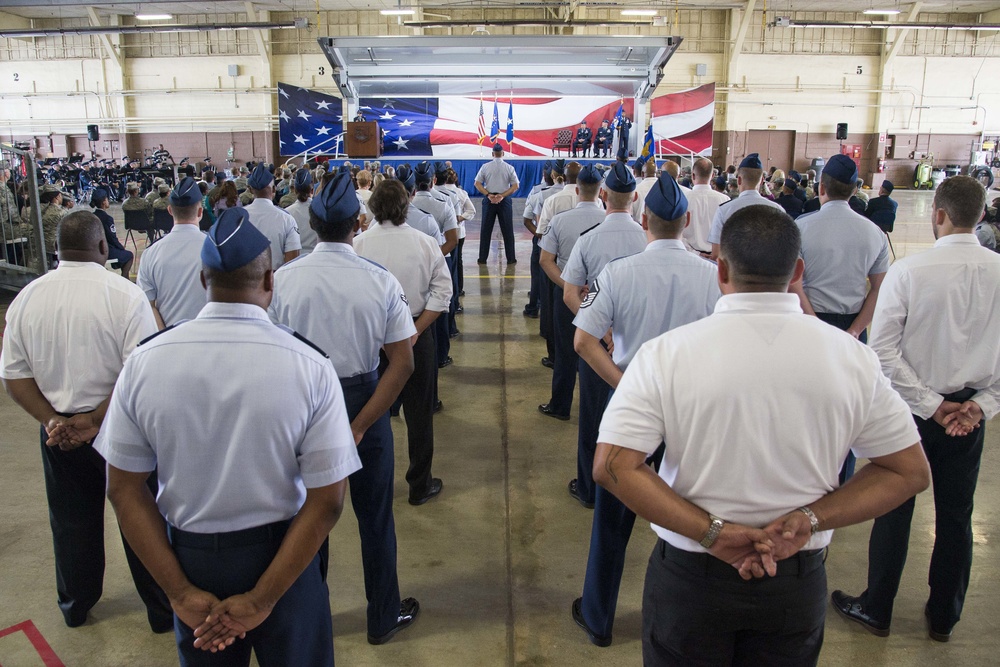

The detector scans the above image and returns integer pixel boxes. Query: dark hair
[820,173,855,200]
[309,208,358,243]
[40,190,61,204]
[296,181,312,203]
[57,210,103,251]
[565,162,582,184]
[198,181,209,195]
[204,171,216,184]
[934,175,987,228]
[720,205,800,289]
[202,248,271,291]
[89,191,108,208]
[368,180,409,226]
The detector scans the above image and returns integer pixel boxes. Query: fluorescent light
[136,14,172,20]
[621,9,658,17]
[380,9,416,15]
[863,9,901,15]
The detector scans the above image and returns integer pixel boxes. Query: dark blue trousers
[861,388,985,630]
[170,520,334,667]
[526,236,541,313]
[478,197,515,263]
[581,436,665,639]
[576,356,611,505]
[815,311,867,484]
[435,255,454,363]
[547,282,578,416]
[341,376,402,637]
[446,248,460,336]
[539,272,554,359]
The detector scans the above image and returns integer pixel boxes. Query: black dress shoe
[368,598,421,645]
[434,400,443,414]
[925,604,953,642]
[390,407,400,417]
[541,357,554,369]
[456,305,464,313]
[449,329,460,338]
[438,356,453,368]
[507,259,517,264]
[831,590,890,637]
[572,597,611,647]
[538,404,570,421]
[523,308,539,319]
[460,290,465,297]
[477,259,487,265]
[409,479,443,506]
[568,479,594,509]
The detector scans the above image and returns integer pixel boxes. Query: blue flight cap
[551,160,566,176]
[310,171,360,224]
[201,208,270,273]
[739,153,763,169]
[788,170,801,182]
[170,177,202,207]
[577,164,601,185]
[434,161,448,178]
[603,161,636,193]
[414,161,434,184]
[247,163,274,190]
[395,164,416,191]
[823,154,859,185]
[492,142,503,152]
[542,160,552,173]
[645,172,689,221]
[882,180,894,193]
[715,175,728,189]
[294,169,312,190]
[783,178,799,191]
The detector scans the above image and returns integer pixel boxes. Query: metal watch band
[699,514,725,549]
[797,506,820,535]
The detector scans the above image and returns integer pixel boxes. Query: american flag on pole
[477,98,487,145]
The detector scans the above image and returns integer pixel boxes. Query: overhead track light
[135,14,173,20]
[381,9,417,15]
[621,10,658,16]
[863,9,901,15]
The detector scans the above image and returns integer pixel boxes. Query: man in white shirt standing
[833,175,1000,643]
[243,163,301,271]
[683,157,730,257]
[594,204,930,665]
[136,177,207,329]
[1,211,172,632]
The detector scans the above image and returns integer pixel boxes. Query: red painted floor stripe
[0,620,65,667]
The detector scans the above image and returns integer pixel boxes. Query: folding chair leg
[885,232,895,260]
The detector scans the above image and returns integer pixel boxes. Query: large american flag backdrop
[277,82,715,158]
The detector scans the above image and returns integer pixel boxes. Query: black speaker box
[836,123,848,140]
[87,124,100,141]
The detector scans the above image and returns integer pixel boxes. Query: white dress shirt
[270,242,416,378]
[354,222,453,317]
[95,302,361,534]
[1,261,157,413]
[136,224,208,326]
[870,233,1000,420]
[244,197,302,271]
[599,292,919,553]
[683,184,731,253]
[285,199,317,254]
[442,183,475,240]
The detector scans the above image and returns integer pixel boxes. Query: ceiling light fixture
[136,14,173,20]
[380,9,417,15]
[863,9,901,15]
[621,10,658,17]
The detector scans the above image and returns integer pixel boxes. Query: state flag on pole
[637,121,655,165]
[490,100,500,142]
[477,98,487,145]
[506,100,514,144]
[613,101,625,129]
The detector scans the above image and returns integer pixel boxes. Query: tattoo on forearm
[605,447,623,485]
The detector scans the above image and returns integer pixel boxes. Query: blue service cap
[603,161,636,193]
[310,171,360,224]
[294,168,312,190]
[170,177,202,207]
[434,161,448,177]
[338,165,352,174]
[92,188,109,202]
[551,159,566,176]
[715,175,728,189]
[201,208,270,273]
[783,178,799,191]
[414,161,434,184]
[823,154,859,186]
[247,163,274,190]
[645,172,689,221]
[542,160,552,173]
[577,163,601,185]
[739,153,763,169]
[395,164,416,191]
[492,142,503,152]
[882,180,894,193]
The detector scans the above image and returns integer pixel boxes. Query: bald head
[56,211,107,263]
[692,158,714,183]
[663,161,680,179]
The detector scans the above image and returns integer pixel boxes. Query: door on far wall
[746,130,796,173]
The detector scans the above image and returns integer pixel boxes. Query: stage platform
[343,156,626,199]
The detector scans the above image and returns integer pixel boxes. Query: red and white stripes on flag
[650,83,715,156]
[477,98,487,145]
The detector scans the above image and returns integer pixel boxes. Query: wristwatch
[699,514,725,549]
[797,506,820,535]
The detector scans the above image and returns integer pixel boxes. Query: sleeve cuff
[596,429,662,456]
[973,393,999,422]
[914,392,945,420]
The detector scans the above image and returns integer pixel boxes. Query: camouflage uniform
[278,191,297,208]
[122,194,153,223]
[152,195,171,212]
[233,176,248,192]
[41,202,66,254]
[239,190,255,206]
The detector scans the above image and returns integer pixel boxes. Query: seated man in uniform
[97,208,362,665]
[864,180,898,234]
[593,120,613,159]
[572,121,593,158]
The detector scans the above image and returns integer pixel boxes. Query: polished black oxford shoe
[368,598,421,645]
[567,479,594,509]
[538,404,570,421]
[831,590,890,637]
[409,478,443,506]
[572,597,611,647]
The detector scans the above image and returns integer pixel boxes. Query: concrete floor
[0,189,997,666]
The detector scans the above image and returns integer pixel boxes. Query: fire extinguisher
[877,157,885,173]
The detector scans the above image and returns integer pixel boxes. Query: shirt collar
[196,301,271,322]
[646,239,685,252]
[822,200,851,210]
[55,260,105,270]
[170,223,204,234]
[713,292,803,315]
[314,241,357,255]
[574,201,602,210]
[738,190,762,199]
[692,184,712,191]
[605,212,639,224]
[933,232,982,248]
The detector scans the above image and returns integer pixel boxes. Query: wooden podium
[344,121,381,158]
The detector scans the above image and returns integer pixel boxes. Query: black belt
[339,369,379,389]
[658,538,826,579]
[943,387,977,403]
[168,518,292,550]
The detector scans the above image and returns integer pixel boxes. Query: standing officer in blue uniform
[97,208,362,665]
[569,173,721,647]
[537,164,604,422]
[137,177,208,329]
[270,172,421,646]
[522,160,551,319]
[707,153,784,260]
[475,143,520,265]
